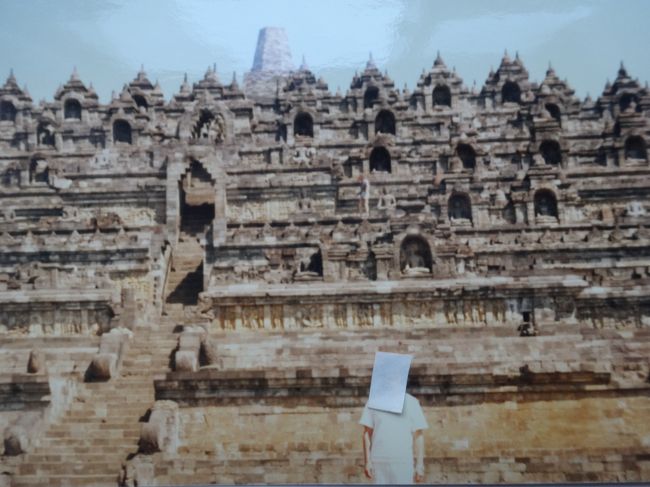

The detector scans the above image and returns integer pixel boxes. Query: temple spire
[366,52,376,70]
[433,50,445,67]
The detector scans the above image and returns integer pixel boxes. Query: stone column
[372,244,394,280]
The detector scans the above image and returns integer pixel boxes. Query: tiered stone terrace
[1,47,650,485]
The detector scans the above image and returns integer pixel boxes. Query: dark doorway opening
[179,161,216,235]
[166,261,203,306]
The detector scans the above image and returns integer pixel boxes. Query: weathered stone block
[178,333,201,352]
[139,400,179,455]
[174,350,198,372]
[3,427,27,456]
[27,349,44,374]
[86,352,117,381]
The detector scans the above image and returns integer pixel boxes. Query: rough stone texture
[26,349,44,374]
[0,32,649,485]
[85,327,132,381]
[244,27,294,99]
[250,27,294,73]
[138,400,179,454]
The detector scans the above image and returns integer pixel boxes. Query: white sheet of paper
[367,351,412,413]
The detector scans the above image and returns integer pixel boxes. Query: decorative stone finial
[546,61,555,77]
[433,51,445,67]
[180,73,190,94]
[137,64,147,81]
[366,52,376,70]
[299,54,308,71]
[71,66,79,81]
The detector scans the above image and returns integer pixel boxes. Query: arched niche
[625,135,647,161]
[534,189,558,218]
[64,99,82,120]
[294,112,313,137]
[369,146,391,173]
[374,109,396,135]
[619,93,640,112]
[448,193,472,222]
[300,248,323,276]
[364,86,379,109]
[29,157,49,184]
[191,110,225,143]
[456,143,476,170]
[113,120,132,144]
[432,84,451,107]
[0,101,16,122]
[133,94,148,112]
[37,122,55,147]
[502,81,521,104]
[400,235,433,274]
[545,103,561,125]
[539,140,562,165]
[179,160,215,234]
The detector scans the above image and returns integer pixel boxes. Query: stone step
[70,394,153,404]
[34,437,138,448]
[18,460,125,475]
[80,384,154,394]
[46,424,141,436]
[18,452,127,463]
[170,260,202,269]
[56,413,144,423]
[11,474,119,487]
[64,408,149,418]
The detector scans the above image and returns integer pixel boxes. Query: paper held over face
[367,351,413,413]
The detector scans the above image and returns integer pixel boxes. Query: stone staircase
[9,321,178,487]
[164,233,204,306]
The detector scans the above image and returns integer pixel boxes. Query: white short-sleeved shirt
[359,393,428,462]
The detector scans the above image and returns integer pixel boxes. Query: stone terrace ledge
[202,274,589,299]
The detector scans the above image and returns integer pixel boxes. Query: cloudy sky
[1,0,648,102]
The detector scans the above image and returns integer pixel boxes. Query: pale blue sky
[0,0,648,102]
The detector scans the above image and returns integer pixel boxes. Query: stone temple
[1,26,650,486]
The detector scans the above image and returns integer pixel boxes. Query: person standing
[358,174,370,215]
[360,392,428,484]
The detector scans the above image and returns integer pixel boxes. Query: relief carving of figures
[191,110,225,144]
[376,187,397,212]
[292,147,315,166]
[294,305,323,328]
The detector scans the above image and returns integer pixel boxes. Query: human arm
[413,429,425,483]
[362,426,374,479]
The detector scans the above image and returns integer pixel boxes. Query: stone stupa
[243,27,294,99]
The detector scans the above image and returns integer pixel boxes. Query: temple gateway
[1,27,650,486]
